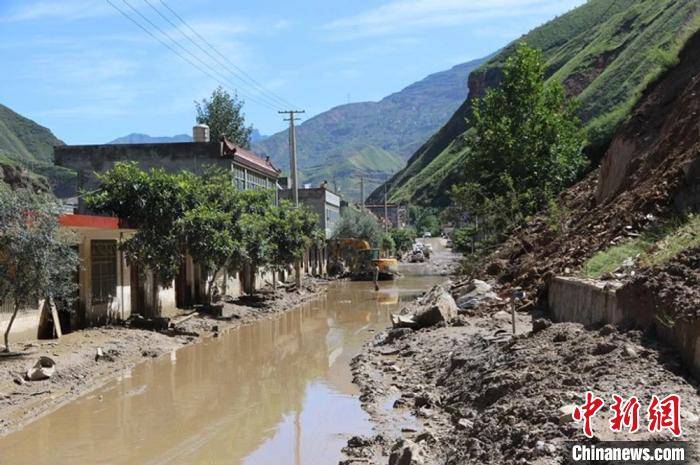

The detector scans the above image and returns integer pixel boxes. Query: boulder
[388,440,425,465]
[414,291,458,328]
[26,356,56,381]
[532,318,552,333]
[558,404,577,424]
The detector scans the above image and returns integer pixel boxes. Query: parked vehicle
[423,231,432,238]
[446,239,453,248]
[409,250,425,263]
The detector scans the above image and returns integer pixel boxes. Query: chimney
[193,124,210,143]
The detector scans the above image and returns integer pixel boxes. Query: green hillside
[301,145,403,197]
[0,103,75,196]
[254,56,487,200]
[370,0,700,207]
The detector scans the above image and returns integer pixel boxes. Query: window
[91,240,117,305]
[233,165,246,190]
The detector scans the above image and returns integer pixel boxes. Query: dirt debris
[348,281,700,464]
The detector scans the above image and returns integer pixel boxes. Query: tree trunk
[244,265,257,295]
[294,260,302,292]
[3,302,19,352]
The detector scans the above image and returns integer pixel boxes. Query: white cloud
[323,0,585,40]
[2,0,112,22]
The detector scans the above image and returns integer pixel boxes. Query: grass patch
[580,214,700,278]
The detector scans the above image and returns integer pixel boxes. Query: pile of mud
[349,318,700,465]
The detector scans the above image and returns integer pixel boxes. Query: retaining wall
[548,276,700,378]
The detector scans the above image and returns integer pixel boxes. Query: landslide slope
[482,28,700,296]
[0,103,74,196]
[254,57,487,200]
[369,0,700,207]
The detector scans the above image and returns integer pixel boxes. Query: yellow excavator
[329,238,398,281]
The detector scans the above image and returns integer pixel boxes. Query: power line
[142,0,289,110]
[105,0,280,112]
[157,0,296,109]
[119,0,281,111]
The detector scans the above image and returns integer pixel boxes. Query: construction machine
[329,238,398,281]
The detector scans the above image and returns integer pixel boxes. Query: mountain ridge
[254,56,489,200]
[369,0,700,207]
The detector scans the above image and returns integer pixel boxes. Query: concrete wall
[0,308,40,343]
[55,142,228,203]
[549,277,624,326]
[549,276,700,378]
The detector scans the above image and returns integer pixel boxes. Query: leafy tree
[390,228,416,255]
[381,233,395,254]
[0,186,78,351]
[466,42,585,214]
[85,162,197,283]
[268,200,319,286]
[408,205,441,236]
[196,86,253,148]
[331,208,384,248]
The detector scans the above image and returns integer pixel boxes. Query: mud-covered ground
[346,282,700,465]
[0,279,326,437]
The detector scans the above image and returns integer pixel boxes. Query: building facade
[364,204,406,229]
[54,127,282,327]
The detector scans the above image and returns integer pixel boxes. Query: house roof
[221,138,281,178]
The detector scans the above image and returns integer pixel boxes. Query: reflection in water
[0,276,443,465]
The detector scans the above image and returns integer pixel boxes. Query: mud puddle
[0,275,444,465]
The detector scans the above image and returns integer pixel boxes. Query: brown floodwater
[0,275,444,465]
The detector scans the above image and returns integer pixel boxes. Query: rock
[623,345,638,357]
[532,318,552,333]
[599,324,616,336]
[141,349,159,358]
[388,440,424,465]
[383,328,413,345]
[347,436,371,448]
[553,332,568,343]
[593,341,617,355]
[392,314,417,329]
[486,259,507,276]
[558,404,577,424]
[412,289,458,328]
[492,311,511,322]
[457,418,473,430]
[26,356,56,381]
[536,441,556,455]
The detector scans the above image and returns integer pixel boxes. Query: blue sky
[0,0,585,144]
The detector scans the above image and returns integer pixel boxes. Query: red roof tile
[221,138,281,178]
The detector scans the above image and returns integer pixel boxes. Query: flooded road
[0,274,444,465]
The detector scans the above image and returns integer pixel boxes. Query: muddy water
[0,275,444,465]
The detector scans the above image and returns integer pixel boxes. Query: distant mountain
[254,56,488,200]
[109,133,192,144]
[0,103,74,196]
[370,0,700,207]
[250,129,267,144]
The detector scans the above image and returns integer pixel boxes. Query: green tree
[390,228,416,255]
[196,86,253,148]
[85,162,197,283]
[408,205,440,236]
[466,42,585,214]
[0,186,78,351]
[331,208,384,248]
[268,200,319,286]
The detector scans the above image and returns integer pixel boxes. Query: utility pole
[384,184,389,232]
[279,110,305,290]
[279,110,305,206]
[360,177,364,210]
